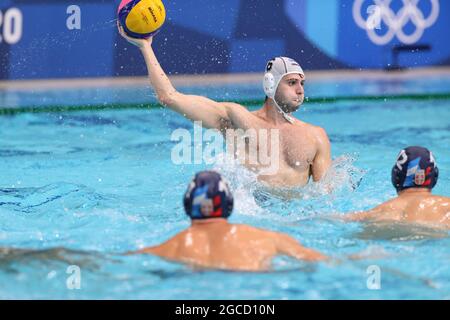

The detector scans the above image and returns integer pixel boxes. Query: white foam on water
[210,153,366,218]
[211,153,265,217]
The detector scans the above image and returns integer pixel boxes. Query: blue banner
[0,0,449,79]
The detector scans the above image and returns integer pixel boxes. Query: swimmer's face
[274,74,305,113]
[200,199,214,217]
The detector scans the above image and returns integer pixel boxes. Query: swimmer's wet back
[133,170,327,271]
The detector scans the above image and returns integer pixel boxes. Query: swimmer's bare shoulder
[410,194,449,209]
[343,198,403,221]
[436,196,450,228]
[427,194,450,203]
[414,195,450,220]
[224,223,268,239]
[301,123,329,148]
[312,124,329,140]
[131,231,185,258]
[234,224,327,261]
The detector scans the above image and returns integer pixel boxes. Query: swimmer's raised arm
[118,26,232,130]
[311,127,332,182]
[273,232,327,262]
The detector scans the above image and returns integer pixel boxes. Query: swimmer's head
[391,146,439,192]
[263,57,305,116]
[184,171,234,220]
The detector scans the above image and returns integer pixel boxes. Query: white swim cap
[262,57,304,123]
[263,57,304,99]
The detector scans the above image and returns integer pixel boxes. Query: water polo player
[131,171,327,271]
[345,146,450,228]
[117,17,331,188]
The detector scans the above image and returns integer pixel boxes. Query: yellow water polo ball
[118,0,166,39]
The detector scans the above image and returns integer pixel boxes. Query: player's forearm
[140,45,177,104]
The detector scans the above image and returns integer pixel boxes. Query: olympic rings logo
[353,0,440,45]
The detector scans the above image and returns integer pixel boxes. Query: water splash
[211,153,265,217]
[210,153,366,218]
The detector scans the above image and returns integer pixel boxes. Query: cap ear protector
[427,151,439,189]
[263,59,276,98]
[432,165,439,189]
[263,72,276,98]
[391,147,439,192]
[183,171,234,220]
[391,149,407,191]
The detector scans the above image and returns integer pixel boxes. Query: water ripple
[0,183,113,214]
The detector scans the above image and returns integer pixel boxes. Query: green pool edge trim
[1,92,450,116]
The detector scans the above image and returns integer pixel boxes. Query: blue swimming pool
[0,76,449,299]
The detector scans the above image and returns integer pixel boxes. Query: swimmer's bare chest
[279,125,317,169]
[258,126,316,186]
[225,112,318,186]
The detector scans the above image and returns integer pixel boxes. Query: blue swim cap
[183,171,233,220]
[391,146,439,192]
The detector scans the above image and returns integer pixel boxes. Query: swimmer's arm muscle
[140,45,231,130]
[274,233,327,262]
[130,237,179,259]
[343,205,386,221]
[311,127,332,182]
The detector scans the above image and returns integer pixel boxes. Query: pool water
[0,78,449,299]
